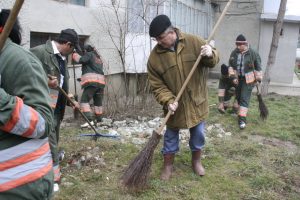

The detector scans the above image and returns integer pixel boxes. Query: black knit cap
[149,15,171,38]
[235,34,247,44]
[84,44,94,52]
[221,64,228,75]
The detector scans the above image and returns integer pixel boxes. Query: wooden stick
[0,0,24,51]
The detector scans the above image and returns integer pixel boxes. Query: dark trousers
[80,86,104,121]
[236,77,254,108]
[236,77,254,122]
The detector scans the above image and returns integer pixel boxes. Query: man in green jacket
[147,15,219,180]
[72,44,106,127]
[228,34,262,129]
[30,28,80,191]
[0,9,54,199]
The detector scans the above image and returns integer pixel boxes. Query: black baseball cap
[58,28,81,51]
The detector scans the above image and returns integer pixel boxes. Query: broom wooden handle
[156,0,233,135]
[47,74,99,134]
[0,0,24,51]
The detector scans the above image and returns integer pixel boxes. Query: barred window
[127,0,213,38]
[52,0,85,6]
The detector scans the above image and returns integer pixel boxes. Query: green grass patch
[54,88,300,200]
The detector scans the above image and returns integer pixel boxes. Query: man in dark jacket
[228,34,262,129]
[72,44,105,127]
[30,28,80,191]
[217,64,238,114]
[147,15,219,180]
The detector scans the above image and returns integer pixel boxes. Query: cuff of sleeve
[0,88,10,107]
[165,97,175,108]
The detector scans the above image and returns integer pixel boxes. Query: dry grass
[54,89,300,200]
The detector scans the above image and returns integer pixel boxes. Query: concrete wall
[2,0,125,75]
[260,0,300,84]
[211,0,263,78]
[259,21,300,84]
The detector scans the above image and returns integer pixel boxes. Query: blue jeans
[161,121,206,154]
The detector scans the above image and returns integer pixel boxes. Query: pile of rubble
[63,117,232,145]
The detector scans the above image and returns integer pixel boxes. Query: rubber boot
[217,103,225,114]
[192,151,205,176]
[238,116,246,129]
[160,154,175,181]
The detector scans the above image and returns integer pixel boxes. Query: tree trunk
[261,0,287,96]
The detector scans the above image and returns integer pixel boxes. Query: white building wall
[1,0,125,75]
[259,21,300,84]
[260,0,300,84]
[125,33,155,73]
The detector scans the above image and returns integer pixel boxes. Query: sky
[286,0,300,15]
[264,0,300,16]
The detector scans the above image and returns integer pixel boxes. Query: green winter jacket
[229,47,262,76]
[0,39,54,197]
[80,51,104,75]
[147,29,219,129]
[0,39,53,147]
[79,51,105,89]
[30,40,70,120]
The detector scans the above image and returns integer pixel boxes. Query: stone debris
[74,117,232,145]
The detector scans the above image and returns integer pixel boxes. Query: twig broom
[256,84,269,120]
[121,0,233,191]
[253,72,268,120]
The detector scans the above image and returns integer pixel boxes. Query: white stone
[147,121,157,128]
[207,125,214,131]
[132,138,146,145]
[225,132,232,136]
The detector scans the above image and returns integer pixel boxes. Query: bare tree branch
[261,0,287,96]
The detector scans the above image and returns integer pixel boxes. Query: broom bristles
[257,94,268,120]
[121,131,162,191]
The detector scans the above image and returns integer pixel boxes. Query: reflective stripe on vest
[53,164,61,182]
[0,138,52,192]
[49,88,59,109]
[239,106,248,117]
[218,89,225,97]
[0,97,46,138]
[94,106,103,115]
[81,73,105,86]
[80,103,91,113]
